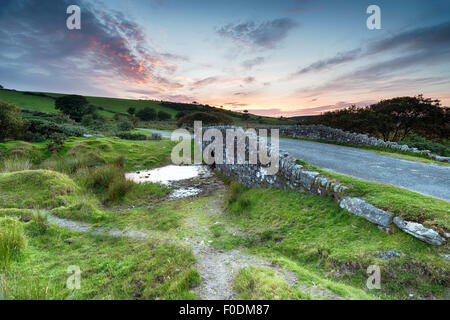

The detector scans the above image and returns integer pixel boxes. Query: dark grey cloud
[217,18,298,49]
[292,21,450,79]
[368,21,450,54]
[0,0,178,92]
[242,57,265,69]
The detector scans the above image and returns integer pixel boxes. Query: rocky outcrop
[393,217,445,245]
[256,125,450,163]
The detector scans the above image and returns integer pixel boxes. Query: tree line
[304,95,449,142]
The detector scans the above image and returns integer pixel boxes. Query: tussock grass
[234,267,306,300]
[225,186,450,299]
[0,170,81,209]
[1,157,32,173]
[0,217,27,268]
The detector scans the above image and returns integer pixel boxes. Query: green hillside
[0,90,290,125]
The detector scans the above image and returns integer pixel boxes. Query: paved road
[139,128,450,201]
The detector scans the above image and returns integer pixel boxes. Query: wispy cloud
[241,56,265,69]
[217,18,298,49]
[291,48,361,76]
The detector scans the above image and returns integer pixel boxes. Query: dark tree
[176,111,188,120]
[157,110,171,121]
[242,110,250,121]
[136,107,157,121]
[54,95,89,122]
[127,107,136,115]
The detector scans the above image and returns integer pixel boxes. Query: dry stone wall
[201,126,447,246]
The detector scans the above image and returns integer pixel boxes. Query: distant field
[0,90,178,119]
[0,90,291,125]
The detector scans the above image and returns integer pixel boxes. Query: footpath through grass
[220,181,449,300]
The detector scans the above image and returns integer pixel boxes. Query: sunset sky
[1,0,449,116]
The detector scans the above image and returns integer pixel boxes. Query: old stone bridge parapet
[200,126,447,246]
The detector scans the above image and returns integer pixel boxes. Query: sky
[1,0,449,116]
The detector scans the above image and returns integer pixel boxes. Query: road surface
[139,128,450,201]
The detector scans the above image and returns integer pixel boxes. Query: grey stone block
[393,217,445,245]
[339,197,394,227]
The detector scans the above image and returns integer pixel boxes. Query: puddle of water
[169,187,202,199]
[125,165,211,185]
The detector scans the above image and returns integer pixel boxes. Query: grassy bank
[219,181,449,300]
[295,159,450,233]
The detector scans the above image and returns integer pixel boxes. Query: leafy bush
[116,117,135,131]
[116,132,147,140]
[54,95,89,122]
[47,133,66,153]
[157,110,171,121]
[136,107,157,121]
[0,101,23,141]
[23,119,85,142]
[400,134,450,156]
[0,217,27,267]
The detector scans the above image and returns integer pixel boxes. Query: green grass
[295,159,450,232]
[234,267,307,300]
[0,170,82,209]
[223,185,449,299]
[0,223,200,299]
[283,136,449,166]
[58,137,176,171]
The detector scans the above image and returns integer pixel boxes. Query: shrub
[136,107,157,121]
[157,110,171,121]
[23,119,85,142]
[0,217,27,267]
[0,101,23,141]
[127,107,136,115]
[116,117,135,131]
[47,133,66,153]
[116,132,147,140]
[176,111,188,120]
[400,134,450,157]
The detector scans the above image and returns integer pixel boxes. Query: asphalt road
[139,128,450,201]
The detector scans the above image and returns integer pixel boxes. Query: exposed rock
[378,250,401,260]
[393,217,445,245]
[339,197,394,227]
[439,254,450,261]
